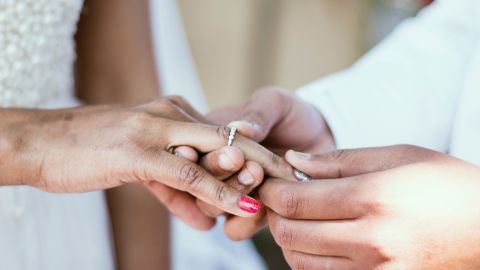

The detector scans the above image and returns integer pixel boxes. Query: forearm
[0,107,97,187]
[0,108,41,186]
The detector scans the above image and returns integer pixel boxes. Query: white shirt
[298,0,480,165]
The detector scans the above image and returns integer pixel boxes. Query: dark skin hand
[74,1,297,268]
[262,145,480,270]
[75,0,167,268]
[171,87,335,240]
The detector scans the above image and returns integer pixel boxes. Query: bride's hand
[0,98,295,227]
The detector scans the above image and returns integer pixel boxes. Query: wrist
[0,108,39,186]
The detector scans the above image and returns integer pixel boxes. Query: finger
[174,146,199,163]
[196,161,264,217]
[145,152,262,217]
[224,209,267,241]
[227,88,293,142]
[199,146,244,179]
[268,210,359,257]
[259,178,363,220]
[145,181,215,231]
[235,161,264,187]
[167,123,297,181]
[283,250,353,270]
[285,145,438,179]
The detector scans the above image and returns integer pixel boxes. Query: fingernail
[238,170,255,185]
[238,195,260,214]
[293,151,311,160]
[219,153,236,171]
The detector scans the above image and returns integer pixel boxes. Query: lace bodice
[0,0,84,108]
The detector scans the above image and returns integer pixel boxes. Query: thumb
[227,88,294,142]
[285,145,438,179]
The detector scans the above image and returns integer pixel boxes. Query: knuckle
[363,240,391,264]
[269,151,281,170]
[213,184,228,203]
[324,149,355,178]
[216,126,230,142]
[167,95,187,106]
[148,98,182,116]
[360,199,386,215]
[128,111,153,127]
[274,220,295,248]
[357,227,392,264]
[177,163,205,189]
[278,190,303,218]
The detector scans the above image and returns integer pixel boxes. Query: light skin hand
[0,97,295,231]
[260,145,480,270]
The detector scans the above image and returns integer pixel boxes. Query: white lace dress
[0,1,265,269]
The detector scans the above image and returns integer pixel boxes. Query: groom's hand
[260,146,480,270]
[199,87,336,240]
[208,87,335,154]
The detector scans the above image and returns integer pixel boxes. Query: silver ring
[227,127,237,146]
[294,169,312,182]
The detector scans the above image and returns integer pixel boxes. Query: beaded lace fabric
[0,0,84,108]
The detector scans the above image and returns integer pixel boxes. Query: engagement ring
[227,127,237,146]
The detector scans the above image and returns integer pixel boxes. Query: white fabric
[149,1,266,269]
[297,0,480,165]
[0,1,115,270]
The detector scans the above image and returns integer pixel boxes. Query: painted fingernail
[219,153,236,171]
[293,151,311,160]
[238,170,255,185]
[238,195,260,214]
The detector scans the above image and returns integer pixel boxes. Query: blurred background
[176,0,429,269]
[178,0,427,109]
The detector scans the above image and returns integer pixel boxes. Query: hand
[199,87,335,240]
[208,87,335,154]
[0,98,294,230]
[146,96,270,230]
[260,145,480,270]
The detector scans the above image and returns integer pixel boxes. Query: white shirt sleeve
[296,1,478,151]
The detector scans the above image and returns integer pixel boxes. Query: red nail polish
[238,195,261,214]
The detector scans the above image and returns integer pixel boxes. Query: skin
[3,5,297,269]
[74,1,288,268]
[186,87,335,240]
[194,87,480,269]
[260,145,480,270]
[75,0,168,268]
[0,101,284,213]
